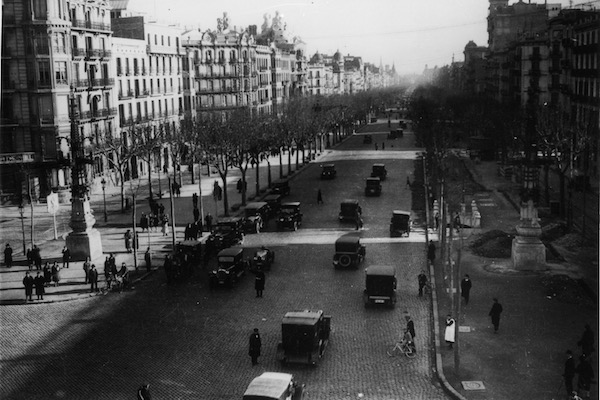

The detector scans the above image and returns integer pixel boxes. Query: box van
[363,265,397,307]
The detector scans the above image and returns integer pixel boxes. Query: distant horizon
[122,0,579,75]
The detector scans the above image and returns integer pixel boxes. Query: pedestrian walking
[140,213,149,232]
[564,350,576,397]
[374,143,378,150]
[124,230,132,252]
[83,256,91,284]
[184,223,193,240]
[144,248,152,272]
[137,383,152,400]
[32,245,42,270]
[489,298,503,333]
[34,271,45,300]
[158,203,165,217]
[576,354,594,399]
[405,315,416,340]
[427,240,436,265]
[161,215,169,236]
[445,314,455,348]
[43,262,52,285]
[434,212,440,230]
[23,271,34,301]
[381,142,385,150]
[418,270,427,297]
[577,324,595,358]
[132,231,140,251]
[406,176,411,189]
[249,328,262,366]
[4,243,13,268]
[205,213,213,232]
[354,210,363,230]
[192,193,199,209]
[89,264,99,292]
[237,178,243,193]
[461,274,472,304]
[317,189,323,204]
[254,268,265,298]
[26,248,33,269]
[51,262,61,287]
[62,246,71,268]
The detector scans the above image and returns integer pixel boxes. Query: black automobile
[264,194,282,218]
[332,235,366,269]
[252,247,275,271]
[242,202,270,234]
[363,265,397,307]
[371,164,388,181]
[390,210,411,237]
[206,217,244,252]
[363,135,372,144]
[365,177,382,196]
[277,202,302,231]
[320,164,337,180]
[276,310,331,366]
[387,129,403,139]
[208,247,248,288]
[339,199,362,222]
[270,179,290,197]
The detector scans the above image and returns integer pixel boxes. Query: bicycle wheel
[386,344,400,357]
[404,346,417,358]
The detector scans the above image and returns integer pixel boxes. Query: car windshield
[218,256,235,264]
[323,166,334,171]
[341,204,357,213]
[280,208,295,215]
[245,209,259,217]
[367,180,379,186]
[214,225,232,232]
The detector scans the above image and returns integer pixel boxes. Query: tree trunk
[559,172,566,218]
[255,160,260,198]
[543,164,550,206]
[190,155,195,185]
[295,147,299,170]
[287,148,292,176]
[278,151,283,180]
[132,193,138,270]
[148,159,153,200]
[241,169,247,206]
[267,159,272,187]
[221,174,229,216]
[120,169,126,212]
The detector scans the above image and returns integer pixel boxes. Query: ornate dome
[310,51,324,64]
[333,49,343,62]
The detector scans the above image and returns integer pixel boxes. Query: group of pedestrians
[563,325,595,399]
[146,200,170,236]
[22,271,45,301]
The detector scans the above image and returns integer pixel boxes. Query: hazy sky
[126,0,576,75]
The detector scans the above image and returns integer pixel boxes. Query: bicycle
[386,338,416,358]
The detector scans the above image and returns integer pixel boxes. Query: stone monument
[511,199,546,269]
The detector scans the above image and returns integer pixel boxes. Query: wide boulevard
[0,124,450,399]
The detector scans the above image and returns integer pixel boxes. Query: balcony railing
[92,78,114,87]
[0,152,36,164]
[78,108,117,120]
[118,90,134,100]
[72,19,111,31]
[73,48,86,58]
[72,79,89,89]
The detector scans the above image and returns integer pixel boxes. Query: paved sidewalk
[431,159,598,400]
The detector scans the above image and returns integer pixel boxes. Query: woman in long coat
[51,262,61,287]
[444,314,455,348]
[43,262,52,285]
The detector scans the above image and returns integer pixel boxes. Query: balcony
[72,79,90,89]
[137,89,150,98]
[86,49,103,59]
[73,48,86,58]
[92,78,114,87]
[79,108,117,120]
[71,19,111,32]
[118,90,134,100]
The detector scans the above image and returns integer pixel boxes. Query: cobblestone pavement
[0,121,452,399]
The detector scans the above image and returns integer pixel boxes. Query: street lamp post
[101,178,107,222]
[18,203,26,255]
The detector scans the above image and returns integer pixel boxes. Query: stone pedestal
[66,196,103,261]
[511,201,546,269]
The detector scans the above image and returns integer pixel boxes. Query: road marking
[319,149,423,162]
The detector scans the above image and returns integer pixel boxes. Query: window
[55,62,68,85]
[38,60,51,87]
[32,0,47,20]
[117,58,122,75]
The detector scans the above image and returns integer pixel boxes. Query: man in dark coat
[563,350,576,396]
[89,264,99,292]
[418,270,427,297]
[578,324,595,357]
[249,328,262,366]
[254,268,265,298]
[140,213,149,232]
[62,246,71,268]
[205,213,213,232]
[4,243,13,268]
[461,274,472,304]
[32,245,42,270]
[427,240,436,265]
[576,354,594,399]
[489,298,503,333]
[34,271,45,300]
[23,272,34,301]
[144,248,152,272]
[193,207,200,223]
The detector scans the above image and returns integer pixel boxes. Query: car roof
[373,163,385,167]
[282,310,323,325]
[341,199,359,205]
[322,163,335,167]
[392,210,411,216]
[281,202,300,207]
[336,235,360,245]
[365,265,396,276]
[243,372,293,398]
[217,247,243,257]
[245,202,268,209]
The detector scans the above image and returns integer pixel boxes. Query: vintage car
[399,120,407,129]
[387,129,403,139]
[371,164,388,181]
[363,265,397,307]
[320,164,337,180]
[243,372,305,400]
[363,134,373,144]
[365,177,382,196]
[252,247,275,271]
[242,202,270,234]
[208,247,248,288]
[276,310,331,366]
[338,199,362,222]
[270,179,290,197]
[206,217,244,252]
[264,194,282,218]
[332,235,366,269]
[277,202,302,231]
[390,210,411,237]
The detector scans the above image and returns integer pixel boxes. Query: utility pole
[168,174,176,250]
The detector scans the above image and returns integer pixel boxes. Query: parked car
[206,217,244,252]
[370,164,388,181]
[208,247,248,288]
[399,120,407,129]
[365,177,382,196]
[242,202,270,233]
[276,310,331,366]
[390,210,411,237]
[320,164,337,179]
[264,194,282,218]
[270,179,290,197]
[333,235,366,269]
[387,129,403,139]
[339,199,362,222]
[277,202,303,231]
[252,246,275,271]
[363,134,373,144]
[243,372,305,400]
[170,240,201,281]
[363,265,397,307]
